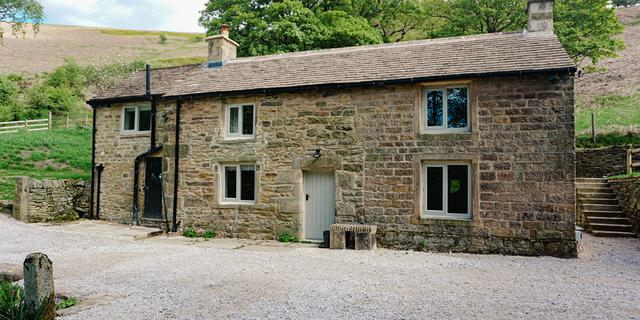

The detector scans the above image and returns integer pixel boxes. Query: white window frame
[423,86,471,133]
[422,163,472,220]
[220,163,257,205]
[225,104,256,139]
[121,104,151,133]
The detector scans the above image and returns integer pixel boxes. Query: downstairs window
[422,163,471,219]
[222,164,256,204]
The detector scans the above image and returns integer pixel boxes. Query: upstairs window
[122,105,151,133]
[422,163,471,219]
[222,164,256,204]
[226,104,255,139]
[424,87,469,132]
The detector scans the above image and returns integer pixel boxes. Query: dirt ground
[576,7,640,100]
[1,215,639,320]
[0,23,206,74]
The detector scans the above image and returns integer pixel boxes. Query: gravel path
[1,214,639,320]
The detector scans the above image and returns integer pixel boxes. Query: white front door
[304,171,335,241]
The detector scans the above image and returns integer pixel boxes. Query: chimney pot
[526,0,554,33]
[220,24,230,37]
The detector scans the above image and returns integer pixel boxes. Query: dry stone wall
[576,147,627,178]
[12,177,89,223]
[609,176,640,234]
[150,73,577,257]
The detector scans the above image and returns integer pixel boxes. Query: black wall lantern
[313,148,322,159]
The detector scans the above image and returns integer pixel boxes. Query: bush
[183,228,198,238]
[203,231,217,239]
[159,34,167,44]
[278,231,299,243]
[0,77,22,122]
[0,281,27,320]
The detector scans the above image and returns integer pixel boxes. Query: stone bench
[329,224,377,250]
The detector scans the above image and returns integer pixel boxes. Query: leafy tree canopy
[200,0,625,67]
[0,0,44,44]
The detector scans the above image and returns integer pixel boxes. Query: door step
[591,230,637,238]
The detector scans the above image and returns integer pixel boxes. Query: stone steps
[577,178,636,238]
[591,230,637,237]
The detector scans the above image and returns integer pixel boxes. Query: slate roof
[88,31,575,104]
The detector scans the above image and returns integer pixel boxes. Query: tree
[434,0,624,66]
[199,0,624,67]
[0,0,45,44]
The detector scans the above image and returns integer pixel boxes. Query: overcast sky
[41,0,208,33]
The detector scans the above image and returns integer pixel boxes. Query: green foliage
[0,128,92,200]
[159,34,167,44]
[278,231,299,243]
[203,231,217,239]
[0,0,45,44]
[554,0,625,65]
[0,76,22,121]
[183,228,198,238]
[576,133,640,148]
[199,0,625,66]
[56,297,77,310]
[199,0,383,57]
[608,172,640,180]
[0,281,25,320]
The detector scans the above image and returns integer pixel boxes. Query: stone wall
[609,176,640,234]
[12,177,89,223]
[147,73,577,257]
[0,200,12,216]
[93,102,168,224]
[576,148,628,178]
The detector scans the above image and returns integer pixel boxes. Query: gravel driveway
[1,214,639,320]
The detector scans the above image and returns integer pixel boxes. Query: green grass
[575,92,640,134]
[608,172,640,180]
[149,56,207,69]
[576,133,640,148]
[99,29,205,42]
[0,128,91,200]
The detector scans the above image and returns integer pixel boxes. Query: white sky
[41,0,208,33]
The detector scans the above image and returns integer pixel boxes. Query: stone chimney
[526,0,554,33]
[206,24,239,67]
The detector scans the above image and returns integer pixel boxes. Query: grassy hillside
[574,7,640,147]
[0,23,208,75]
[0,128,91,200]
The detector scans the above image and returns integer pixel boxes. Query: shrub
[203,231,217,239]
[0,281,27,320]
[56,297,77,310]
[159,34,167,44]
[278,231,299,243]
[183,228,198,238]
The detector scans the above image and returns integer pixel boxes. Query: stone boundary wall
[609,176,640,235]
[576,147,628,178]
[12,177,90,223]
[0,200,12,216]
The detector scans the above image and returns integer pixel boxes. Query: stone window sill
[218,202,256,208]
[218,138,256,144]
[411,216,474,225]
[120,132,151,139]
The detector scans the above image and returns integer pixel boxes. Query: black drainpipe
[131,64,155,225]
[171,100,181,232]
[95,163,105,219]
[89,105,98,219]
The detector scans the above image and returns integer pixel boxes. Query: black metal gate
[143,157,163,219]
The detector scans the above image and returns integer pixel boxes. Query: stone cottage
[87,0,578,257]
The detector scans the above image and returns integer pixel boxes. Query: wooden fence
[0,112,92,135]
[627,148,640,174]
